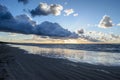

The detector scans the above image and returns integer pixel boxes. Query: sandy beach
[0,43,120,80]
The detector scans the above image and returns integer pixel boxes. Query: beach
[0,43,120,80]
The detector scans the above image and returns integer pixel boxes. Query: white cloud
[85,31,120,42]
[50,4,63,16]
[30,3,63,16]
[98,15,113,28]
[73,13,78,16]
[64,9,74,16]
[117,23,120,26]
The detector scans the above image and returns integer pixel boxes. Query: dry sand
[0,42,120,80]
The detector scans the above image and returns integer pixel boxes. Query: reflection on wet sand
[10,44,120,66]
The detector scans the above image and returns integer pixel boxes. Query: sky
[0,0,120,43]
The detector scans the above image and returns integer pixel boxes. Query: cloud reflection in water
[10,44,120,66]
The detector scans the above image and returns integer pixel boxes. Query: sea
[10,44,120,66]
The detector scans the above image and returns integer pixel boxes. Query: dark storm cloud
[0,4,34,34]
[35,21,72,37]
[30,3,63,17]
[18,0,29,4]
[0,4,13,20]
[0,4,75,37]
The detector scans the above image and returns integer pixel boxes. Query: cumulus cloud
[98,15,113,28]
[76,30,120,42]
[0,4,34,34]
[18,0,29,4]
[35,21,73,37]
[0,4,76,37]
[77,29,84,34]
[73,13,78,17]
[76,30,100,42]
[0,5,13,20]
[0,15,34,34]
[84,31,120,42]
[64,9,74,16]
[15,14,36,26]
[30,3,63,17]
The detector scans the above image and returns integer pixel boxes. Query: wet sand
[0,43,120,80]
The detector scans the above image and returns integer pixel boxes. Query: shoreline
[0,41,120,45]
[0,43,120,80]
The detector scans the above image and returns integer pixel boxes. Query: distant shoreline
[0,41,120,45]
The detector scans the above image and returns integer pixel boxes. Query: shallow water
[10,44,120,66]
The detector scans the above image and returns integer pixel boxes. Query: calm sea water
[10,44,120,66]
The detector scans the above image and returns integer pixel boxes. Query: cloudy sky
[0,0,120,42]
